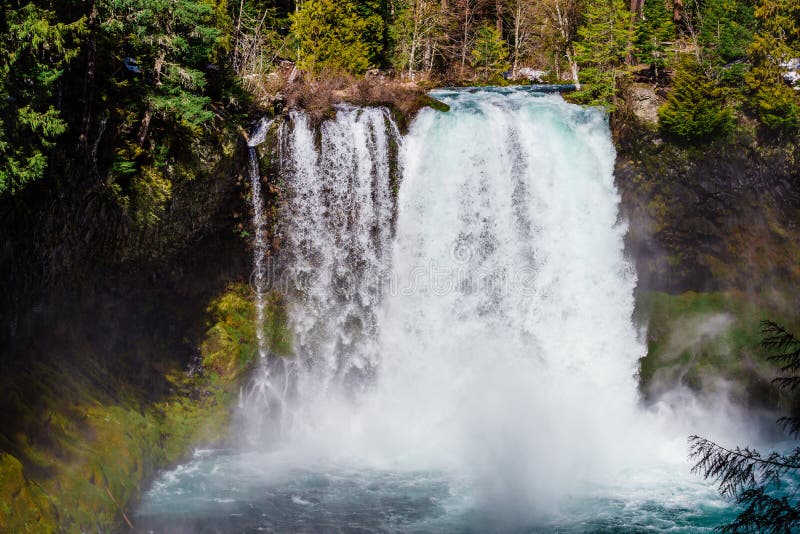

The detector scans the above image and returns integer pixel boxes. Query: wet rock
[629,83,663,125]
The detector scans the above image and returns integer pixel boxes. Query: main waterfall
[137,88,751,532]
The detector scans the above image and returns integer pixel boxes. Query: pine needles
[689,320,800,532]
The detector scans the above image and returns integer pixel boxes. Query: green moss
[417,94,450,113]
[0,453,55,533]
[637,290,791,407]
[0,283,292,532]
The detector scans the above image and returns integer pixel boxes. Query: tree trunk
[512,6,521,78]
[460,5,470,78]
[78,0,97,155]
[409,2,419,78]
[567,49,580,90]
[138,108,152,147]
[555,1,580,89]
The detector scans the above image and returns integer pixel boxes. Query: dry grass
[246,66,438,129]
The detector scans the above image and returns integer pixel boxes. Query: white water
[139,88,764,531]
[277,107,398,401]
[242,117,291,435]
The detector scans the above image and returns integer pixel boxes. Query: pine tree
[0,2,85,195]
[470,24,510,80]
[745,0,800,132]
[635,0,675,78]
[691,321,800,533]
[290,0,376,74]
[697,0,755,66]
[573,0,632,109]
[100,0,223,145]
[658,55,734,141]
[354,0,389,68]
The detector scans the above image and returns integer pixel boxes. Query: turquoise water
[136,449,738,533]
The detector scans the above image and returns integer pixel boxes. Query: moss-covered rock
[0,453,55,533]
[0,282,288,532]
[637,290,795,409]
[616,124,800,294]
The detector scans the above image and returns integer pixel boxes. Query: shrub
[290,0,378,75]
[658,56,734,141]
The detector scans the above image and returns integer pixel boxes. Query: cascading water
[242,117,293,437]
[277,107,398,402]
[137,87,761,532]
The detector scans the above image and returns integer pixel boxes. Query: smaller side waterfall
[240,109,401,443]
[278,107,400,412]
[241,117,293,440]
[247,117,272,362]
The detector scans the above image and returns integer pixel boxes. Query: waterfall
[246,116,273,364]
[276,107,400,402]
[140,88,760,531]
[370,90,644,514]
[260,91,649,493]
[242,117,291,435]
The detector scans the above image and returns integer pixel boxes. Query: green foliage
[697,0,755,66]
[0,3,85,196]
[573,0,633,109]
[658,55,734,141]
[471,25,511,80]
[291,0,377,74]
[635,0,675,74]
[745,0,800,132]
[131,165,173,227]
[100,0,221,132]
[690,321,800,533]
[354,0,389,67]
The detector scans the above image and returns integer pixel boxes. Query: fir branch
[689,436,800,497]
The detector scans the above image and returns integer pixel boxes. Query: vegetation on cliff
[0,281,290,531]
[690,321,800,532]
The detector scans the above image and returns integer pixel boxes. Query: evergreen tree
[0,2,85,195]
[573,0,632,109]
[691,321,800,533]
[658,55,734,141]
[290,0,377,74]
[99,0,223,145]
[697,0,755,66]
[745,0,800,132]
[470,24,510,80]
[635,0,675,78]
[354,0,389,68]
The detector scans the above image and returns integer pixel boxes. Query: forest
[2,1,800,532]
[1,0,799,199]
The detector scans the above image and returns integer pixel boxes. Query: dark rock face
[0,112,259,530]
[615,125,800,411]
[0,118,252,354]
[616,128,800,298]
